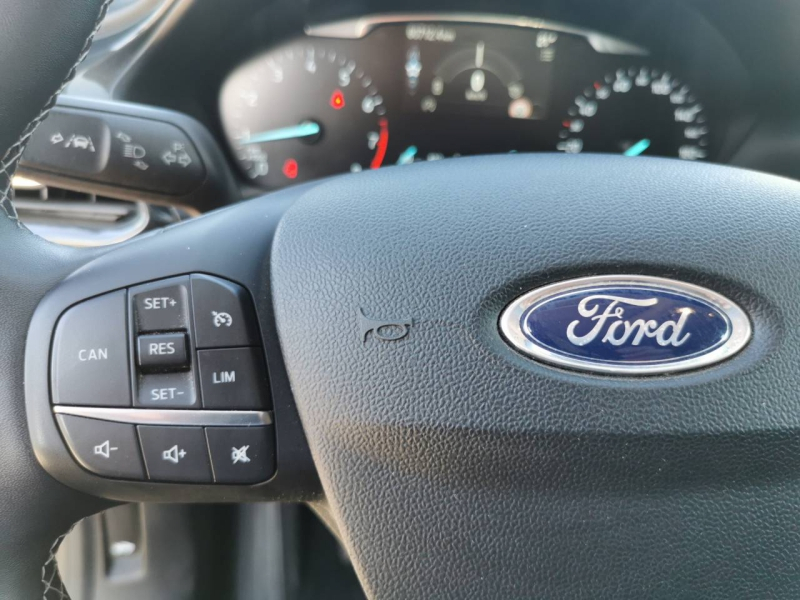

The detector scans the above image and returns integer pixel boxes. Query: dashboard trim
[305,13,649,56]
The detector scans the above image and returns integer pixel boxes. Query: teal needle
[396,145,418,165]
[243,121,320,145]
[623,138,651,157]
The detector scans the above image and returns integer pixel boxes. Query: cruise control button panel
[50,274,275,484]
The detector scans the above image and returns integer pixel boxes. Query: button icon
[93,440,118,459]
[123,143,146,159]
[231,445,251,464]
[78,347,108,361]
[117,131,150,171]
[212,311,233,328]
[150,387,185,402]
[162,445,187,464]
[64,134,96,152]
[161,142,192,168]
[143,296,177,310]
[212,370,236,384]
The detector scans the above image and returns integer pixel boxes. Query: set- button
[137,371,196,408]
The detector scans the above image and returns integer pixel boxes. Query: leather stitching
[0,0,113,226]
[13,1,115,597]
[41,524,76,600]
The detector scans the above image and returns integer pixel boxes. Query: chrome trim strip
[53,406,273,426]
[499,275,752,375]
[305,13,648,56]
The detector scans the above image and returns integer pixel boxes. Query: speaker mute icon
[93,440,118,459]
[162,445,187,464]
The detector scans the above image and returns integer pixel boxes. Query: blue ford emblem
[499,275,751,375]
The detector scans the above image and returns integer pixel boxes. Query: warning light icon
[330,89,345,110]
[282,158,299,179]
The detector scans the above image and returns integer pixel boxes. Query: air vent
[11,176,152,247]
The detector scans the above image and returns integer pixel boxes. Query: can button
[51,290,131,407]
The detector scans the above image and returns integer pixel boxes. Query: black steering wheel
[5,3,800,600]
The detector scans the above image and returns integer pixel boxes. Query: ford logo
[499,275,751,375]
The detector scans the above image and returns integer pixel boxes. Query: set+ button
[132,276,191,332]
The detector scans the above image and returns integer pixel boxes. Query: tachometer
[556,67,709,160]
[220,45,388,188]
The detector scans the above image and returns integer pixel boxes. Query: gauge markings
[557,67,709,160]
[220,44,388,186]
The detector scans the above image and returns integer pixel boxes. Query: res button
[137,333,189,371]
[51,290,131,407]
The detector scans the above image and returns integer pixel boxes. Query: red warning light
[330,89,345,110]
[282,158,299,179]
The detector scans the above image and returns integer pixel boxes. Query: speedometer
[556,67,709,160]
[220,44,388,188]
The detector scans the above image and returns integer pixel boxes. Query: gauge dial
[557,67,710,160]
[220,45,388,188]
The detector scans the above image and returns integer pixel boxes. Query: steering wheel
[6,3,800,599]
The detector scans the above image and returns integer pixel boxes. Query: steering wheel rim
[0,1,114,597]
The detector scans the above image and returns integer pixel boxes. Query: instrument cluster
[219,16,726,190]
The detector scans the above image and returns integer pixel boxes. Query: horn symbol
[358,308,412,342]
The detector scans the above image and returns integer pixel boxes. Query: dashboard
[27,0,800,215]
[217,12,748,191]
